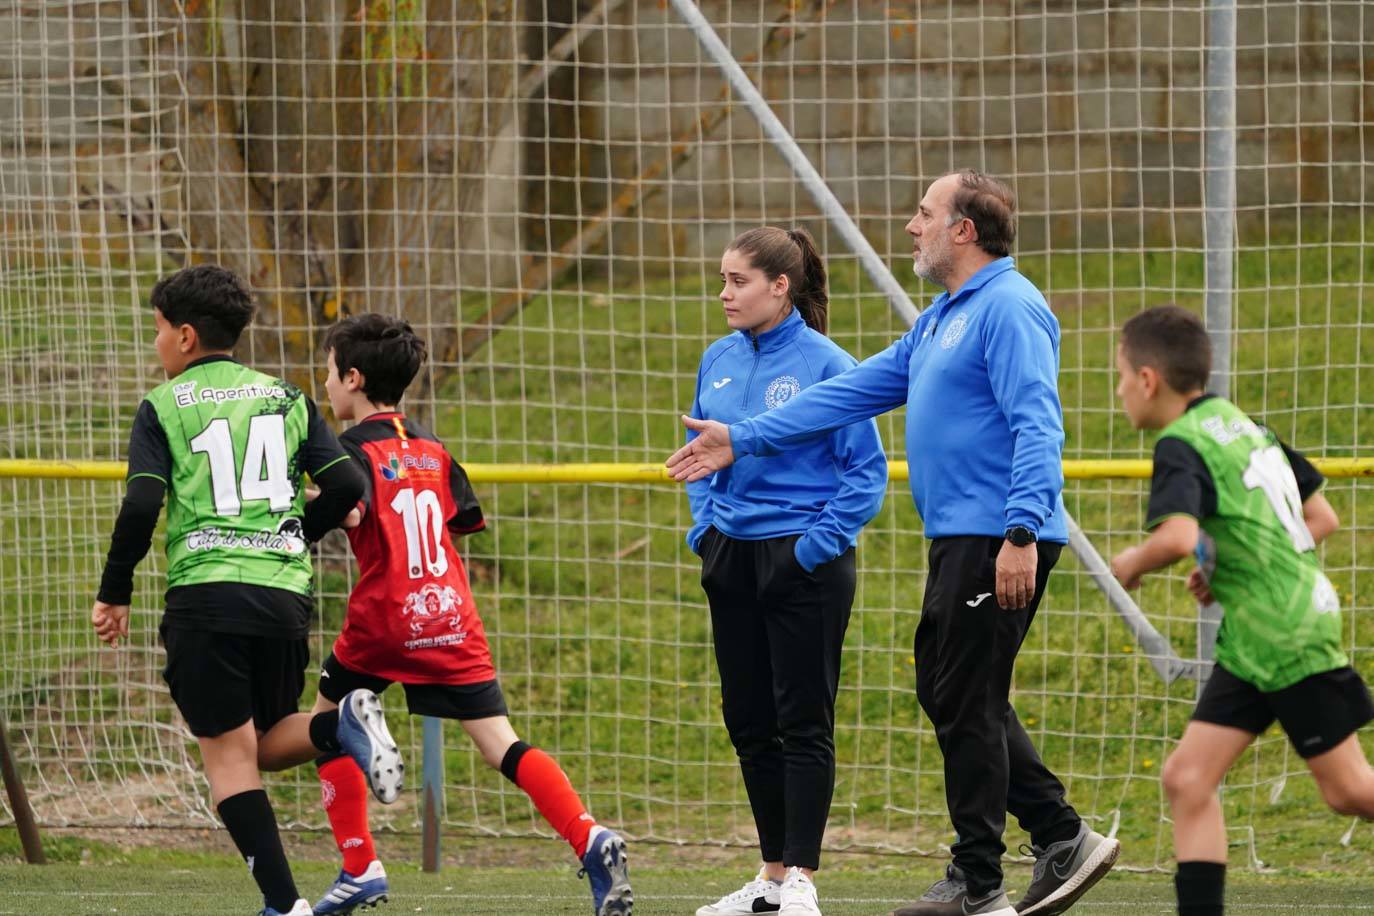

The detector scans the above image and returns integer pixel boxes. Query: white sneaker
[696,867,783,915]
[259,900,312,916]
[779,867,821,915]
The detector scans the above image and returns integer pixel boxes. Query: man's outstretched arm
[666,325,921,482]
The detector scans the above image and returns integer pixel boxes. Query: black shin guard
[309,709,342,755]
[500,740,533,784]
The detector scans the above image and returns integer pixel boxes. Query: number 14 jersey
[1148,394,1344,691]
[137,356,349,598]
[334,413,494,684]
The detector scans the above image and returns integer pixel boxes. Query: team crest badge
[940,313,969,349]
[764,375,802,410]
[403,583,464,635]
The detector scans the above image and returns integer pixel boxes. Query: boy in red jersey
[309,314,632,916]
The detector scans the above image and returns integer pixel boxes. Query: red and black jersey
[333,412,494,684]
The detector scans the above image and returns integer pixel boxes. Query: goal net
[1,0,1370,871]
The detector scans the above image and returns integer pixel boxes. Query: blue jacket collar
[739,306,806,352]
[928,256,1016,313]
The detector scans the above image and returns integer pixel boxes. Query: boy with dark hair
[92,265,404,916]
[1109,304,1374,916]
[309,313,633,916]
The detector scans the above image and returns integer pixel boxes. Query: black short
[1193,664,1374,759]
[317,653,508,720]
[160,623,309,738]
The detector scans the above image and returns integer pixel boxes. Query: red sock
[512,746,597,858]
[319,756,377,875]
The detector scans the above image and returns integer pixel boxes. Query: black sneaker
[1014,823,1120,915]
[891,865,1017,916]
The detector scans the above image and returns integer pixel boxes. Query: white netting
[1,0,1371,872]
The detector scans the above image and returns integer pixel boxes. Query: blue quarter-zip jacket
[686,309,887,571]
[730,258,1068,543]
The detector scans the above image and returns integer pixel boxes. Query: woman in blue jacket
[687,226,886,916]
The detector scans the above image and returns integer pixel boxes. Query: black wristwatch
[1005,526,1037,548]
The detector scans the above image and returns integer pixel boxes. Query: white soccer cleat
[336,689,404,804]
[259,899,313,916]
[778,867,822,915]
[696,867,783,915]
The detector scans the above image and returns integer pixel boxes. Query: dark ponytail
[725,225,831,335]
[785,227,829,335]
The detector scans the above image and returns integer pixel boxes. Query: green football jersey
[1155,397,1343,691]
[139,358,344,596]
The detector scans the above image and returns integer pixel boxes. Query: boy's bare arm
[1303,491,1339,545]
[1110,515,1199,590]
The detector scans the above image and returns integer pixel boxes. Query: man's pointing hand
[666,416,736,482]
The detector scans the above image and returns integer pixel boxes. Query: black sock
[315,751,346,769]
[218,789,298,912]
[309,709,342,755]
[1175,861,1225,916]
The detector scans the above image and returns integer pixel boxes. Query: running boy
[308,313,632,916]
[92,265,405,916]
[1108,304,1374,916]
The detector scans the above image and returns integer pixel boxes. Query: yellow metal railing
[1,457,1372,483]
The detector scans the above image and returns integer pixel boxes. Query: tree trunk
[159,0,315,383]
[341,0,519,319]
[238,0,361,385]
[131,0,518,394]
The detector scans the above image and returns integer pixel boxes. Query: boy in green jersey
[1109,304,1374,916]
[91,265,404,916]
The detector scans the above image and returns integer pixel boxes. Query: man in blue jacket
[668,171,1120,916]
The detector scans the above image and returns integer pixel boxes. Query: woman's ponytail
[785,227,829,335]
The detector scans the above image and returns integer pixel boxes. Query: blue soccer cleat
[259,899,313,916]
[337,689,404,804]
[314,860,389,915]
[579,826,633,915]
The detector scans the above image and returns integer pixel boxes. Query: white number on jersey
[1242,445,1314,552]
[189,414,295,516]
[390,486,449,579]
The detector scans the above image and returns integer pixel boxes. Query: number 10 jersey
[333,412,495,685]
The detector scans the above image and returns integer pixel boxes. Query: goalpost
[1,0,1371,874]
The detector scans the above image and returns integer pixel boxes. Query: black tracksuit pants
[914,536,1082,895]
[700,527,856,870]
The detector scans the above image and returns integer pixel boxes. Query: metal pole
[667,0,918,326]
[1068,517,1206,683]
[1204,0,1237,399]
[420,715,444,873]
[1200,0,1237,678]
[669,0,1178,677]
[0,711,46,864]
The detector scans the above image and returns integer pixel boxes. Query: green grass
[2,859,1373,915]
[2,227,1373,877]
[4,829,1374,915]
